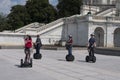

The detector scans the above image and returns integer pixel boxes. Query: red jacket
[67,38,73,44]
[25,39,32,48]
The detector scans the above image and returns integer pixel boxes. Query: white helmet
[69,35,72,38]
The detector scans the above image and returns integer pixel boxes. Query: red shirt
[68,38,73,44]
[25,39,32,48]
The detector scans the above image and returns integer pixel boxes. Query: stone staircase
[15,22,45,33]
[37,18,64,34]
[95,8,116,16]
[14,18,64,35]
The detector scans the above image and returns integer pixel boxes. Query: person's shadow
[14,64,21,68]
[57,59,66,61]
[77,60,86,63]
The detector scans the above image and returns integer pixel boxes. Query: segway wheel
[20,59,23,67]
[33,53,42,59]
[66,54,75,61]
[92,56,96,63]
[30,58,32,67]
[85,56,89,62]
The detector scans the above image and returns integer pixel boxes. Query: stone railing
[92,16,106,20]
[15,22,39,33]
[113,17,120,21]
[63,15,87,23]
[96,8,116,16]
[95,8,111,15]
[91,16,120,23]
[37,18,64,32]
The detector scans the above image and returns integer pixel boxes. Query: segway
[20,48,33,67]
[86,55,96,63]
[20,58,32,67]
[65,44,75,61]
[33,53,42,59]
[85,46,96,63]
[33,43,42,59]
[66,54,75,61]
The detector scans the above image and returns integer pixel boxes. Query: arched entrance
[114,28,120,47]
[94,27,104,47]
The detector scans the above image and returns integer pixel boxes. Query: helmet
[69,35,72,38]
[37,35,40,37]
[90,34,94,36]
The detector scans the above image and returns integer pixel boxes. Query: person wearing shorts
[24,35,32,63]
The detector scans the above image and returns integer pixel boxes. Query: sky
[0,0,58,15]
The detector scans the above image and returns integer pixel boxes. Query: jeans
[68,45,72,55]
[36,46,40,54]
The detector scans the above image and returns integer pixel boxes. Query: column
[107,26,114,47]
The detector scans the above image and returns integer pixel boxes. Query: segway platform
[85,55,96,63]
[66,54,75,61]
[20,58,32,67]
[33,53,42,59]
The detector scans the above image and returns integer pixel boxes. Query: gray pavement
[0,49,120,80]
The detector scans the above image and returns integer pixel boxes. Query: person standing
[35,35,42,54]
[24,35,32,63]
[66,35,73,55]
[87,34,96,56]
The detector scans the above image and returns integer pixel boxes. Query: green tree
[0,13,10,31]
[26,0,57,23]
[7,5,31,31]
[57,0,82,18]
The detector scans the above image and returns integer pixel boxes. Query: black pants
[88,47,95,56]
[36,46,40,54]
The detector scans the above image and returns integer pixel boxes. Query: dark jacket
[36,37,42,48]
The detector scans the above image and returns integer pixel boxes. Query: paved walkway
[0,49,120,80]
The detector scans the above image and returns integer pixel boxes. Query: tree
[26,0,57,23]
[7,5,31,30]
[57,0,82,18]
[0,13,10,31]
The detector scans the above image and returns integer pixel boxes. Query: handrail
[15,15,80,33]
[37,18,64,32]
[15,22,39,32]
[92,16,120,22]
[96,8,116,16]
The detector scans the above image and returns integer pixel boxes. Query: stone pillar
[116,0,120,16]
[107,26,114,47]
[105,17,114,47]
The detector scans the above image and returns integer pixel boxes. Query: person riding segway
[20,35,33,67]
[86,34,96,63]
[33,35,42,59]
[65,35,75,61]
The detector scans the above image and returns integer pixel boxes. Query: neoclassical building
[0,0,120,47]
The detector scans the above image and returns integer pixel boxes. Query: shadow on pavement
[14,64,21,68]
[77,60,86,63]
[57,59,66,61]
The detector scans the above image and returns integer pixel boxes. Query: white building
[0,0,120,47]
